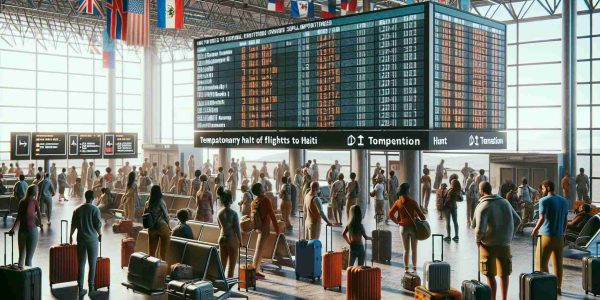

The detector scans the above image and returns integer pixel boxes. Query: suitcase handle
[477,244,481,282]
[432,234,444,261]
[298,210,304,240]
[325,223,333,252]
[4,232,13,266]
[61,219,68,245]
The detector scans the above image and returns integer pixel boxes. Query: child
[71,177,84,199]
[172,209,194,239]
[342,205,372,266]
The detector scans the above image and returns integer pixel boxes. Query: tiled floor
[1,191,597,300]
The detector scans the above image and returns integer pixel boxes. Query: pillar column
[107,65,116,171]
[289,149,305,177]
[398,150,420,202]
[218,148,231,171]
[562,0,577,207]
[351,149,369,218]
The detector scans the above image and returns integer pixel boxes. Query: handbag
[402,203,430,241]
[142,212,156,229]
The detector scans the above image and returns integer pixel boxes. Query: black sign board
[32,133,67,159]
[68,133,103,159]
[194,130,506,150]
[10,132,32,160]
[103,133,137,158]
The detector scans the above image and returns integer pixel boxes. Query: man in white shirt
[516,178,537,234]
[371,176,387,223]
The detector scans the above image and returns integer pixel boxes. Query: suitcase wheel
[338,286,341,292]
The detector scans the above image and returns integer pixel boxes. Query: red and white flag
[126,0,149,47]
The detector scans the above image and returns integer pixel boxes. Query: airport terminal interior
[0,0,600,299]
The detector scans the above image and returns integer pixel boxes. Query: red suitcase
[119,219,133,234]
[94,239,110,290]
[238,246,256,291]
[322,224,342,291]
[50,220,79,287]
[346,240,381,300]
[121,237,136,268]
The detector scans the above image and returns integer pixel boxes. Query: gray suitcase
[167,280,214,300]
[461,246,492,300]
[424,234,451,292]
[583,242,600,296]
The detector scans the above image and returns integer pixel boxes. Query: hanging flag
[102,30,115,69]
[157,0,184,29]
[267,0,285,12]
[126,0,149,46]
[77,0,104,16]
[321,0,336,18]
[106,0,127,40]
[341,0,357,15]
[291,0,313,18]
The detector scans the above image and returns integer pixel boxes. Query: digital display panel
[68,133,103,159]
[103,133,138,158]
[10,132,31,161]
[32,133,67,159]
[194,2,506,135]
[432,5,505,129]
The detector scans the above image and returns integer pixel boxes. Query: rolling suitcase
[402,271,421,292]
[519,235,557,300]
[119,219,133,234]
[295,212,322,282]
[167,279,213,300]
[129,225,144,239]
[461,245,491,299]
[238,245,256,291]
[583,242,600,296]
[121,237,136,268]
[346,239,381,300]
[322,224,342,291]
[49,220,79,287]
[127,252,169,292]
[94,238,110,290]
[423,234,451,292]
[414,286,461,299]
[0,232,42,300]
[371,214,392,263]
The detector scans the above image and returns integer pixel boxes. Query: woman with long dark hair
[216,187,241,278]
[119,171,138,220]
[195,175,213,222]
[144,185,171,259]
[8,185,43,267]
[389,183,426,272]
[342,205,372,266]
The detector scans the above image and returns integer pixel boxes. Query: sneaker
[452,236,459,242]
[443,237,451,242]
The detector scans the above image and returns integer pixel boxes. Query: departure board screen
[196,4,428,130]
[194,2,506,132]
[432,5,505,129]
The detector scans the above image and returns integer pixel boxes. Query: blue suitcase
[295,213,322,282]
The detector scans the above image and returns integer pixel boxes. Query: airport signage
[103,133,138,158]
[10,132,32,160]
[68,133,103,159]
[32,133,67,159]
[194,130,507,150]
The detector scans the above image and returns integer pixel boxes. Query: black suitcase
[583,242,600,296]
[167,279,214,300]
[461,245,491,300]
[371,214,391,264]
[0,232,42,300]
[519,236,557,300]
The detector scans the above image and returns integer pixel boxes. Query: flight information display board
[68,133,103,159]
[194,2,506,136]
[432,5,505,129]
[196,4,428,130]
[103,133,138,159]
[32,133,67,159]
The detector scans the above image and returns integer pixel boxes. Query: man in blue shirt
[531,179,568,295]
[37,173,55,226]
[13,175,28,200]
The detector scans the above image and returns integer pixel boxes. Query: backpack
[251,198,263,230]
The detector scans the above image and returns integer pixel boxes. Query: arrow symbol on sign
[357,135,364,146]
[19,140,27,147]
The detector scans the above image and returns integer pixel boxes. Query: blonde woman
[119,172,138,220]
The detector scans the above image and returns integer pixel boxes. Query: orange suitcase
[322,224,342,291]
[94,240,110,290]
[414,286,461,299]
[121,238,136,268]
[346,240,381,300]
[49,220,79,287]
[238,246,256,291]
[119,219,133,234]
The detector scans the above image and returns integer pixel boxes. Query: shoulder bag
[402,203,430,241]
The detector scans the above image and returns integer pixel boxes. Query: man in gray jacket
[472,182,521,300]
[70,190,102,297]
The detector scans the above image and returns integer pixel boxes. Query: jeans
[77,240,99,289]
[40,197,52,223]
[445,208,459,238]
[349,243,365,266]
[18,228,38,267]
